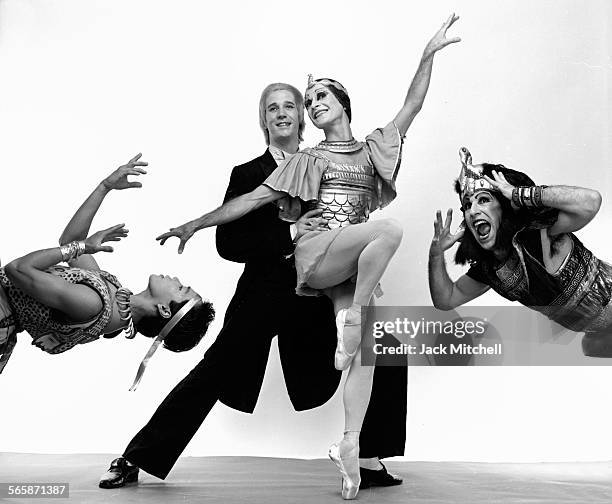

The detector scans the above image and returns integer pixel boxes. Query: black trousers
[123,281,407,479]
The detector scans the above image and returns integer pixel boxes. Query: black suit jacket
[213,150,341,413]
[122,152,405,477]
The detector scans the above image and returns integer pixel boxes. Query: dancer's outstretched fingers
[85,224,128,254]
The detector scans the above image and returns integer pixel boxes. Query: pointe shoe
[335,309,359,371]
[329,443,360,500]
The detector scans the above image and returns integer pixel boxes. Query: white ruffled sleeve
[365,121,404,209]
[263,148,328,222]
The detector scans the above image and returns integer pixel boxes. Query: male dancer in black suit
[99,83,407,489]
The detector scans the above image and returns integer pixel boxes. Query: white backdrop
[0,0,611,462]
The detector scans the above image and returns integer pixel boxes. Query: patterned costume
[456,147,612,337]
[466,229,612,334]
[263,121,403,295]
[0,265,121,372]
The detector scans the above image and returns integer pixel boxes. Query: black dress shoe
[359,462,403,489]
[99,457,139,489]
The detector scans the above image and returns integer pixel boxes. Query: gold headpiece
[457,147,494,200]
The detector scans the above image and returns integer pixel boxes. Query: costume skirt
[294,227,347,297]
[294,224,384,298]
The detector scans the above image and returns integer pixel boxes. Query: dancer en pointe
[157,15,460,499]
[100,82,407,493]
[0,155,214,388]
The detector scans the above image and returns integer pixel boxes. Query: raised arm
[484,171,602,236]
[393,14,461,137]
[428,209,489,310]
[5,224,128,321]
[60,153,147,270]
[544,186,602,235]
[157,184,286,254]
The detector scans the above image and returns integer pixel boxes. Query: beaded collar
[316,138,362,153]
[115,287,135,339]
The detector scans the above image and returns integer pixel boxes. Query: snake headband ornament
[129,297,199,391]
[457,147,495,201]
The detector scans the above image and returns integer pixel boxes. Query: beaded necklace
[316,138,362,154]
[115,287,135,339]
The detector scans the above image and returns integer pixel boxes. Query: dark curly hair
[453,163,556,266]
[135,298,215,352]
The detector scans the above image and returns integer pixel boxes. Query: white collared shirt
[268,145,292,166]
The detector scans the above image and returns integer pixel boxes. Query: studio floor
[1,453,611,503]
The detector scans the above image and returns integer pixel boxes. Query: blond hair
[259,83,305,145]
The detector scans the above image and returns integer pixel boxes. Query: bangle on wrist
[60,241,86,262]
[533,185,547,207]
[520,187,528,207]
[511,187,521,207]
[512,186,547,209]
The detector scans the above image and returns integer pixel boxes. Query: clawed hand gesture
[483,170,515,203]
[424,13,461,58]
[156,222,198,254]
[85,224,129,254]
[430,209,464,257]
[102,153,148,191]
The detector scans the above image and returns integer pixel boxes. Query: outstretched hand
[156,222,197,254]
[430,209,464,257]
[84,224,129,254]
[424,13,461,58]
[102,153,148,191]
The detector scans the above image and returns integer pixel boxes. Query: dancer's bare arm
[5,225,127,321]
[393,14,461,136]
[157,185,286,254]
[60,154,146,270]
[428,209,489,310]
[484,171,602,236]
[543,186,601,235]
